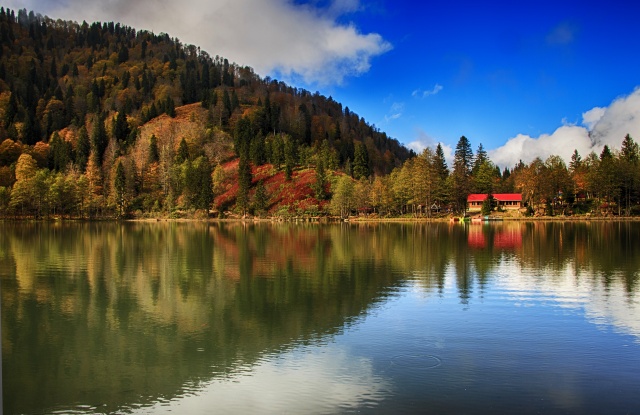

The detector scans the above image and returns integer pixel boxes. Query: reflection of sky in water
[492,258,640,341]
[125,254,640,415]
[129,345,391,414]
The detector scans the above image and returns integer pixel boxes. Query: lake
[2,221,640,414]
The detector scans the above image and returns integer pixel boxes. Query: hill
[0,6,412,218]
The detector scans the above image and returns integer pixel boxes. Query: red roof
[467,193,522,202]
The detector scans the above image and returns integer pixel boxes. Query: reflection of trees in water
[1,222,404,414]
[2,221,639,414]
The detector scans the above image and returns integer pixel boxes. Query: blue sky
[11,0,640,167]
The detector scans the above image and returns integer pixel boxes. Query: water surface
[2,221,640,414]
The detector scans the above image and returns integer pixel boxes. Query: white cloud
[384,102,404,123]
[412,84,443,99]
[581,107,606,130]
[407,129,453,164]
[12,0,391,86]
[489,87,640,168]
[488,126,593,168]
[589,87,640,147]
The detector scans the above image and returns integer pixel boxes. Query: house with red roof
[467,193,522,212]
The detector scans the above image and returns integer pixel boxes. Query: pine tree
[75,126,90,171]
[113,109,129,143]
[472,143,487,175]
[452,136,473,213]
[91,113,108,165]
[148,134,159,164]
[252,180,268,216]
[313,159,327,200]
[353,142,370,179]
[176,138,189,163]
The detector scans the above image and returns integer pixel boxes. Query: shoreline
[4,214,640,223]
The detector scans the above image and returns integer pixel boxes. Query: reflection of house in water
[493,226,522,249]
[467,224,523,249]
[467,226,487,248]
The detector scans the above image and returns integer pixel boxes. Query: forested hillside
[1,6,638,220]
[0,7,411,218]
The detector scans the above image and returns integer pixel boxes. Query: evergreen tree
[252,180,268,216]
[472,143,487,175]
[91,113,108,165]
[148,134,159,164]
[250,132,266,166]
[237,156,251,215]
[49,131,71,172]
[176,138,189,163]
[353,142,370,179]
[313,159,327,200]
[113,109,129,143]
[164,95,176,117]
[452,135,473,213]
[75,126,90,171]
[619,134,639,214]
[283,135,296,180]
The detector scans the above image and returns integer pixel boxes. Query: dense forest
[0,7,638,219]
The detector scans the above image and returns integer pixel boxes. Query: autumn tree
[113,160,127,217]
[544,155,572,215]
[9,153,38,216]
[330,174,355,218]
[619,134,639,215]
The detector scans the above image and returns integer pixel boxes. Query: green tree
[473,160,498,195]
[619,134,639,215]
[472,143,488,175]
[91,113,107,165]
[252,180,268,216]
[283,135,296,180]
[113,109,129,143]
[237,157,251,215]
[452,136,473,213]
[75,126,90,171]
[481,193,495,215]
[312,159,327,200]
[148,134,160,164]
[9,153,38,216]
[183,156,213,211]
[597,145,619,213]
[353,142,370,179]
[49,131,71,172]
[330,174,355,218]
[176,138,189,163]
[250,132,266,166]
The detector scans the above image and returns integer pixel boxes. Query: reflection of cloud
[132,346,391,414]
[494,261,640,341]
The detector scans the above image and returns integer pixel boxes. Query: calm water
[2,221,640,414]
